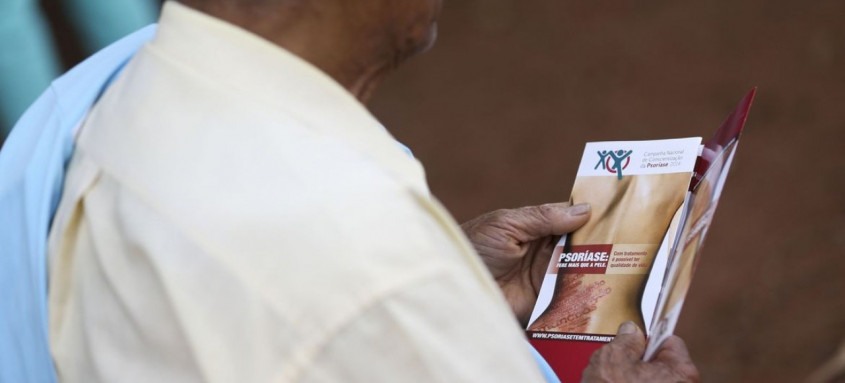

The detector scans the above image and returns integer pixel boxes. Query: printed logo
[595,150,633,180]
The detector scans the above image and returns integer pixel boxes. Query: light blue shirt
[0,23,559,383]
[0,25,156,383]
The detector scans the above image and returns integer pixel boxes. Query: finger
[655,335,692,362]
[655,336,701,381]
[607,321,646,360]
[512,202,591,241]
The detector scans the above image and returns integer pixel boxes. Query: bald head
[177,0,443,101]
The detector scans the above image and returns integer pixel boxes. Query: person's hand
[460,202,591,325]
[582,322,700,382]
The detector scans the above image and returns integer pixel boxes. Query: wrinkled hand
[460,202,591,325]
[582,322,700,383]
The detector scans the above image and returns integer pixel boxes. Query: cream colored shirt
[47,2,544,382]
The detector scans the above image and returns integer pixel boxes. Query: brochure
[525,89,756,382]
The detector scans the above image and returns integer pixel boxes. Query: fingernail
[569,203,591,216]
[618,321,638,335]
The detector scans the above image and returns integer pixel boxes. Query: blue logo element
[595,150,633,180]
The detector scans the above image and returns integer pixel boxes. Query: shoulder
[74,41,483,333]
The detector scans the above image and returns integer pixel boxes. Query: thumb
[512,202,591,242]
[608,321,647,360]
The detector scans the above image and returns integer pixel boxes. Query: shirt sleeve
[49,153,549,383]
[297,271,546,383]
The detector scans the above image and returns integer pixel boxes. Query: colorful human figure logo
[595,150,633,180]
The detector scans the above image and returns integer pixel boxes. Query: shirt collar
[150,1,430,195]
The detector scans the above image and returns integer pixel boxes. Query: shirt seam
[284,266,454,383]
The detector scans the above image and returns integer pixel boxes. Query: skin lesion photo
[529,173,690,334]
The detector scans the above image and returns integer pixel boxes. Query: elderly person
[5,0,700,381]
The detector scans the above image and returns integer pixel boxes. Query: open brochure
[526,89,756,382]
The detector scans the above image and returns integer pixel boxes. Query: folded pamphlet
[526,89,756,382]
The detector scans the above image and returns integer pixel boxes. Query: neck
[178,1,396,104]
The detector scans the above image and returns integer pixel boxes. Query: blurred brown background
[34,0,845,381]
[371,1,845,382]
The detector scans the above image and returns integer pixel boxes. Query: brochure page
[526,89,756,382]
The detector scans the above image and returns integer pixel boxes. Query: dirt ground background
[26,0,845,382]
